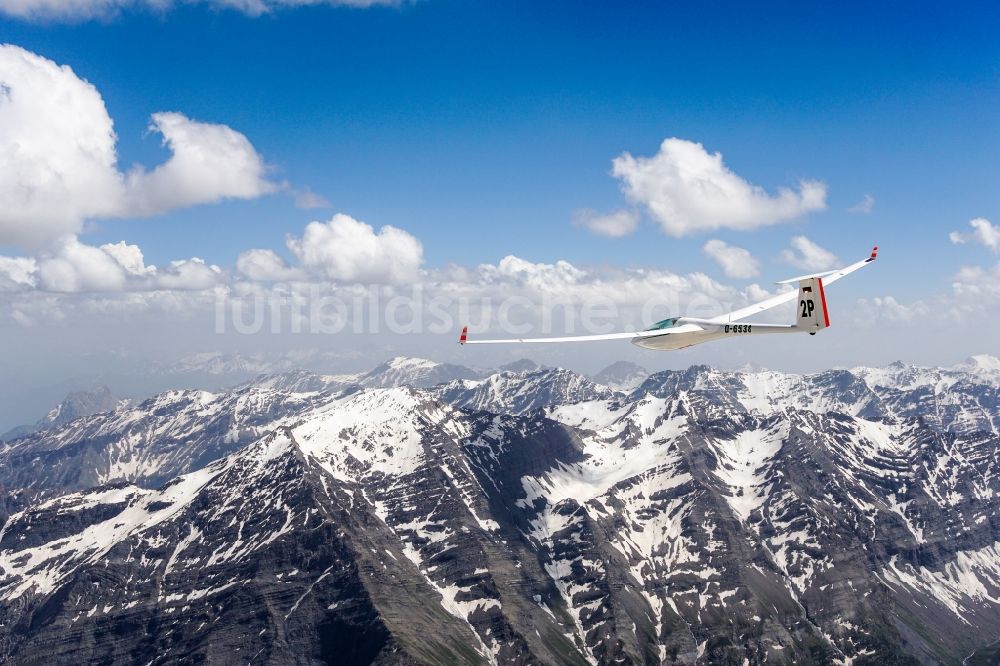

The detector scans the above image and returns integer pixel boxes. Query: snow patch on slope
[710,421,788,523]
[879,543,1000,622]
[293,388,428,482]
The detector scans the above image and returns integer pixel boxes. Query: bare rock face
[0,359,998,664]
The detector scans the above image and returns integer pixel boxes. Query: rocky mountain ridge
[0,356,997,664]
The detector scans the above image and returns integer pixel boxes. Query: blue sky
[0,0,999,428]
[3,0,997,284]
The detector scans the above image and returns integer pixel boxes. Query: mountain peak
[2,384,121,441]
[384,355,439,370]
[962,354,1000,372]
[361,356,480,389]
[497,358,543,373]
[593,361,649,392]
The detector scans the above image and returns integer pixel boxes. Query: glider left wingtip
[868,245,878,262]
[459,325,468,345]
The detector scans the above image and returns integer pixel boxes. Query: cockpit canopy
[646,317,680,331]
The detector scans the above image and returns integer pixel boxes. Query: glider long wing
[460,324,702,345]
[704,246,878,324]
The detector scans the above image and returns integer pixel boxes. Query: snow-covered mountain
[236,355,484,393]
[436,367,616,414]
[592,361,649,392]
[0,385,127,441]
[0,356,998,664]
[357,355,484,388]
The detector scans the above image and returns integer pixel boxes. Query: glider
[459,246,877,351]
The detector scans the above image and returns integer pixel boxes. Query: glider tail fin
[795,277,830,331]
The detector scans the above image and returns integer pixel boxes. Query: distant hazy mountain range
[0,384,130,441]
[0,355,998,664]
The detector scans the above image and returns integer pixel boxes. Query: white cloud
[2,212,426,294]
[0,216,782,335]
[701,239,760,279]
[952,261,1000,300]
[35,236,130,292]
[848,194,875,214]
[949,218,1000,253]
[0,44,123,246]
[287,213,423,284]
[3,235,225,293]
[780,236,839,271]
[0,251,768,337]
[121,112,276,216]
[100,241,156,277]
[155,258,224,291]
[610,138,827,237]
[0,0,398,21]
[572,209,639,238]
[0,44,275,248]
[0,256,37,290]
[425,254,766,326]
[236,248,305,282]
[852,296,930,326]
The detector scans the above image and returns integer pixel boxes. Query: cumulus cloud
[0,256,37,291]
[701,239,760,279]
[0,44,275,248]
[780,236,839,271]
[0,250,770,336]
[121,112,276,216]
[236,248,305,282]
[286,213,423,284]
[572,209,639,238]
[155,258,224,291]
[0,214,785,338]
[100,240,157,277]
[610,138,827,237]
[852,295,931,326]
[848,260,1000,328]
[421,254,769,328]
[848,194,875,214]
[0,0,398,21]
[2,213,425,294]
[0,233,773,335]
[949,218,1000,254]
[952,262,1000,300]
[35,236,132,292]
[2,236,225,293]
[0,44,123,246]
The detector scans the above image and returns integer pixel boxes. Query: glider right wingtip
[868,245,878,262]
[459,325,468,345]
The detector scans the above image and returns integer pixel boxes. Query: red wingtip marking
[871,246,878,260]
[817,278,831,328]
[459,326,468,345]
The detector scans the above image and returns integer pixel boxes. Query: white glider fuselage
[630,322,799,351]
